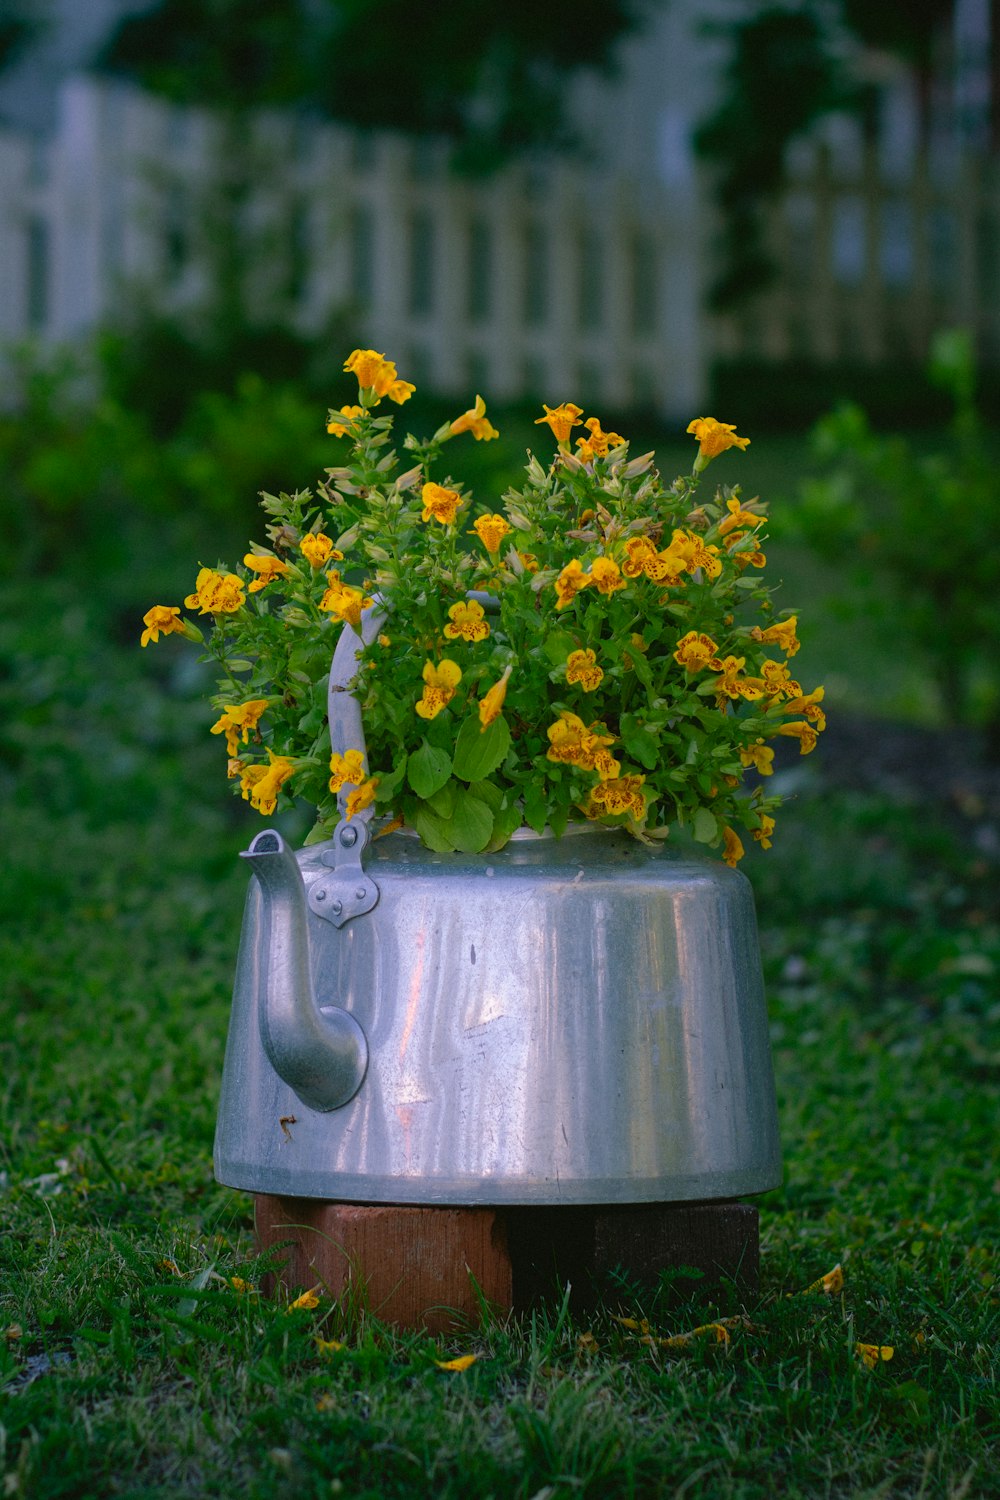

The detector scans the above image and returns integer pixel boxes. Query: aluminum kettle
[213,608,782,1206]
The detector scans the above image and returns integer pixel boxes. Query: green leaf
[374,759,407,803]
[411,801,457,853]
[543,630,577,666]
[692,807,718,844]
[407,739,453,799]
[452,713,510,782]
[622,726,660,771]
[523,783,549,834]
[427,779,456,818]
[467,778,504,812]
[486,799,526,850]
[448,787,495,853]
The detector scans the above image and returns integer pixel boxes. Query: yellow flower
[329,748,367,793]
[345,776,379,821]
[588,556,626,595]
[674,631,720,672]
[230,1276,257,1296]
[739,739,774,776]
[718,496,765,536]
[140,605,189,647]
[319,570,372,629]
[753,813,776,850]
[185,566,245,615]
[855,1342,894,1369]
[712,655,766,702]
[545,712,617,775]
[210,698,269,757]
[241,751,297,815]
[243,553,289,593]
[761,660,801,700]
[451,394,499,441]
[588,774,647,820]
[421,482,462,525]
[672,529,722,580]
[478,665,512,731]
[517,551,539,574]
[300,532,343,569]
[687,417,751,471]
[777,720,819,755]
[802,1263,844,1296]
[286,1286,321,1312]
[534,402,584,445]
[434,1354,479,1371]
[469,514,513,555]
[314,1336,345,1355]
[751,615,800,656]
[622,536,658,578]
[443,598,491,643]
[387,378,416,404]
[327,404,365,437]
[566,648,604,692]
[416,659,462,719]
[553,558,591,610]
[343,348,402,398]
[783,685,826,730]
[575,416,625,462]
[722,826,745,867]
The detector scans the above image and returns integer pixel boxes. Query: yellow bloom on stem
[444,598,491,642]
[319,570,372,629]
[674,631,720,672]
[727,532,767,569]
[345,777,379,821]
[243,553,289,593]
[622,536,658,578]
[329,748,367,794]
[672,529,722,580]
[740,739,774,776]
[712,655,766,702]
[241,752,297,816]
[469,513,513,555]
[326,404,364,436]
[855,1342,894,1369]
[687,417,750,472]
[546,712,617,774]
[314,1336,345,1355]
[185,566,245,615]
[534,402,584,445]
[343,348,404,399]
[140,605,197,647]
[451,394,499,441]
[761,660,801,700]
[553,558,591,610]
[416,659,462,719]
[588,774,647,819]
[421,482,462,525]
[211,698,270,757]
[387,378,416,405]
[566,648,604,692]
[777,720,819,755]
[300,532,343,569]
[751,615,800,656]
[589,556,626,595]
[753,813,776,850]
[718,496,765,536]
[478,665,512,731]
[722,826,745,867]
[783,685,826,730]
[575,417,625,462]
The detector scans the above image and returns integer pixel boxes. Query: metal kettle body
[214,823,781,1205]
[213,604,782,1206]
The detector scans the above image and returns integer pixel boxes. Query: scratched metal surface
[214,829,781,1205]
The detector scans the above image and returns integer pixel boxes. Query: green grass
[2,567,999,1497]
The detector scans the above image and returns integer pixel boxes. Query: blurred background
[2,0,999,833]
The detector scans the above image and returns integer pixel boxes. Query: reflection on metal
[215,827,781,1205]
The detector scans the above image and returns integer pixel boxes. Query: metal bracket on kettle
[309,603,386,929]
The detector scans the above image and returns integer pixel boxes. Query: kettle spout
[242,829,368,1112]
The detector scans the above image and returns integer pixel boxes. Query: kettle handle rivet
[331,899,343,914]
[355,887,367,901]
[315,889,326,901]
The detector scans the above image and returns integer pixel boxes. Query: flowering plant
[142,350,825,864]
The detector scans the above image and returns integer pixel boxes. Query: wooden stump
[256,1196,759,1331]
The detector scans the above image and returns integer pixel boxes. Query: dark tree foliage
[0,2,45,74]
[694,8,843,310]
[98,0,648,167]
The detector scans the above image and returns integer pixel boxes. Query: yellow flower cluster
[185,566,245,615]
[319,570,372,629]
[239,752,297,815]
[343,349,415,405]
[211,698,269,756]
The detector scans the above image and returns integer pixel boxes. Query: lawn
[1,405,998,1497]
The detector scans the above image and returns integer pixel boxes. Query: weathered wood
[255,1195,511,1335]
[256,1195,759,1329]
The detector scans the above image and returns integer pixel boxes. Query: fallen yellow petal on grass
[434,1354,479,1371]
[801,1263,844,1295]
[855,1342,894,1369]
[657,1322,731,1350]
[314,1336,345,1355]
[286,1286,321,1312]
[577,1332,599,1355]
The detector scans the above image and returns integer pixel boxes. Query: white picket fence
[0,76,705,418]
[2,75,998,417]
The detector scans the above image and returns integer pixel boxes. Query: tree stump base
[255,1196,759,1333]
